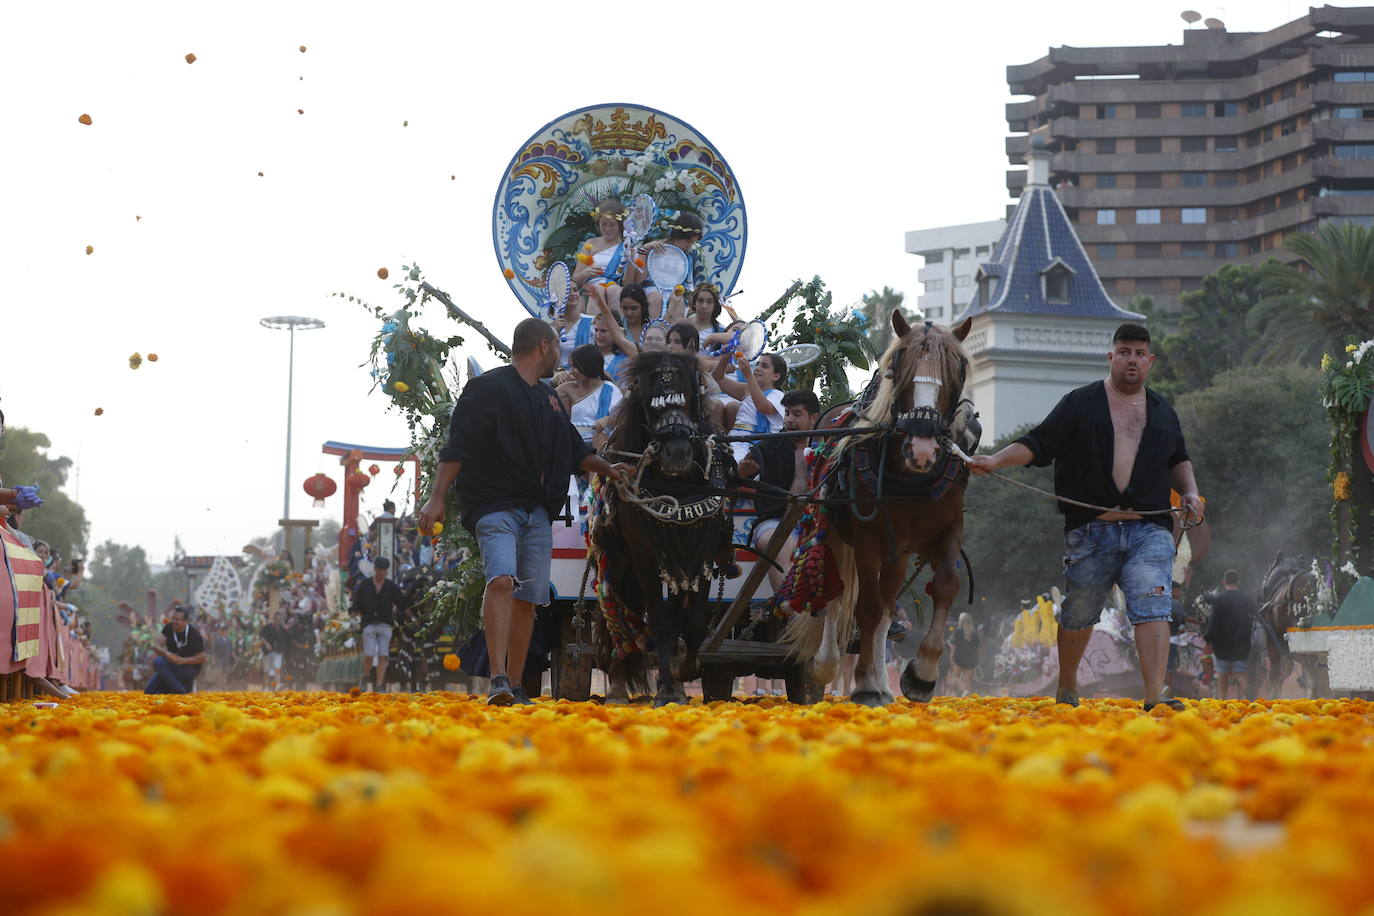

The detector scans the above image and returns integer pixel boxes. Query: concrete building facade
[1006,5,1374,311]
[904,220,1006,321]
[964,138,1143,440]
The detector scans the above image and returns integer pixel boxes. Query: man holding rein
[418,318,629,706]
[969,323,1204,711]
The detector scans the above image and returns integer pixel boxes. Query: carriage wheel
[784,664,826,705]
[551,611,593,702]
[701,664,736,702]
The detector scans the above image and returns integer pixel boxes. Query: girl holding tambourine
[573,198,628,320]
[624,211,706,319]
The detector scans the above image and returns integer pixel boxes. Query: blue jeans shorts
[1060,520,1174,631]
[474,506,553,606]
[1214,658,1247,675]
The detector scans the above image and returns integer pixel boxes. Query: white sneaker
[58,685,80,697]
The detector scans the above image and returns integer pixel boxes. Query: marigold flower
[442,653,461,671]
[576,253,593,265]
[85,245,93,255]
[78,113,92,125]
[128,353,142,370]
[299,45,307,52]
[147,353,158,362]
[392,381,410,393]
[503,268,515,279]
[1334,471,1352,501]
[185,53,197,64]
[430,521,443,536]
[377,267,389,280]
[94,407,104,416]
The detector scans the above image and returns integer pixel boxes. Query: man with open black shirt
[1204,570,1254,700]
[971,323,1204,711]
[145,605,206,694]
[418,318,628,706]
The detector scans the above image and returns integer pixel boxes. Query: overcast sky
[2,0,1300,563]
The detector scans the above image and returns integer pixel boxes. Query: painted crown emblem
[577,107,668,153]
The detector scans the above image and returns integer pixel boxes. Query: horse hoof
[606,691,630,706]
[850,690,888,707]
[901,664,937,703]
[653,692,685,707]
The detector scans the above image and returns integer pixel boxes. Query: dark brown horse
[591,350,734,706]
[1248,553,1320,697]
[785,312,975,705]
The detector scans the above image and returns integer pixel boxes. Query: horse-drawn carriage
[491,105,981,705]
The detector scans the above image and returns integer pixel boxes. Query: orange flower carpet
[3,693,1373,915]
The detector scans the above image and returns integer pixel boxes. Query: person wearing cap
[557,343,623,447]
[351,555,407,692]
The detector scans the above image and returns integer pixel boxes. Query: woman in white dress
[556,344,623,448]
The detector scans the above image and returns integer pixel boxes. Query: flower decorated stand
[1287,576,1374,695]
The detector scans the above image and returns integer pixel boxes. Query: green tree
[963,425,1066,612]
[860,286,912,355]
[1151,263,1269,399]
[1174,365,1330,586]
[0,427,89,560]
[1253,221,1374,363]
[81,540,154,653]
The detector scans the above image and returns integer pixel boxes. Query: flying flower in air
[147,353,158,362]
[128,353,143,370]
[85,245,93,255]
[78,113,92,125]
[185,53,197,64]
[378,267,389,280]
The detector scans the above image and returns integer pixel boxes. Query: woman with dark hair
[666,323,727,431]
[682,284,724,344]
[557,343,622,446]
[630,211,706,319]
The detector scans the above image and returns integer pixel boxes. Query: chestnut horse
[785,312,975,705]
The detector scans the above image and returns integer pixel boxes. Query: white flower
[677,170,693,189]
[343,637,355,648]
[627,162,643,177]
[1342,561,1360,579]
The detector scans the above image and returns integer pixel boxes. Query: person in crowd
[260,611,287,690]
[666,322,727,431]
[680,284,725,345]
[145,605,206,694]
[715,351,786,464]
[417,318,629,706]
[947,612,980,697]
[631,211,706,319]
[617,284,651,349]
[352,555,406,692]
[971,323,1205,711]
[572,197,627,317]
[1204,569,1254,700]
[639,320,670,352]
[557,344,623,449]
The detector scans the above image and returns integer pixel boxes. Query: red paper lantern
[393,464,405,476]
[346,470,370,490]
[303,473,337,507]
[368,463,381,476]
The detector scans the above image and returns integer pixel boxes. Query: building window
[1181,207,1207,224]
[1096,209,1117,225]
[1334,71,1374,82]
[976,245,990,256]
[1281,83,1297,100]
[1135,102,1161,118]
[1096,173,1117,188]
[1097,138,1116,154]
[1336,107,1362,119]
[1181,172,1207,188]
[1096,243,1117,259]
[954,275,971,287]
[1215,172,1239,187]
[1215,102,1239,117]
[954,247,970,258]
[1215,241,1240,258]
[923,251,944,264]
[926,306,945,319]
[1135,242,1161,258]
[924,279,944,292]
[1136,208,1161,224]
[1180,136,1208,153]
[1281,119,1296,137]
[1042,265,1072,303]
[1181,242,1209,258]
[1335,144,1374,159]
[1135,137,1162,154]
[1215,136,1239,151]
[1135,173,1162,189]
[1181,103,1207,117]
[1097,104,1116,119]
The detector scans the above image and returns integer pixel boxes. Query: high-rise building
[904,220,1006,321]
[1006,6,1374,311]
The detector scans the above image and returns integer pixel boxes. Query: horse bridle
[886,323,967,447]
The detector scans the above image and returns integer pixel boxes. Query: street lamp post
[260,316,325,520]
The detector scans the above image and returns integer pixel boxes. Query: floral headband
[639,319,671,344]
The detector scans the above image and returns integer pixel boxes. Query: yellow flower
[1321,353,1333,371]
[1347,343,1359,353]
[1334,471,1352,501]
[430,520,443,535]
[128,353,142,370]
[392,381,410,393]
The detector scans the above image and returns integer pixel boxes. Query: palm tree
[860,286,910,355]
[1252,221,1374,363]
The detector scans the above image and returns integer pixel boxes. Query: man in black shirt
[352,556,406,692]
[145,605,206,694]
[739,390,820,593]
[1204,569,1255,700]
[418,318,628,706]
[972,323,1204,711]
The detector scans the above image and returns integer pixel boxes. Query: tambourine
[777,343,822,369]
[646,244,689,304]
[543,260,572,318]
[624,193,658,252]
[734,319,768,362]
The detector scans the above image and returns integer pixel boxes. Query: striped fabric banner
[1,524,43,662]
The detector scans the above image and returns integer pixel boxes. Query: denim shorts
[361,623,392,658]
[1060,520,1174,630]
[1214,657,1247,674]
[474,506,553,606]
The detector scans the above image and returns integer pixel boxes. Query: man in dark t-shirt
[145,605,206,694]
[1204,569,1255,700]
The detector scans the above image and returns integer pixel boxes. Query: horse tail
[780,541,857,685]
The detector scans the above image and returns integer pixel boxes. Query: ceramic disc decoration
[493,103,747,317]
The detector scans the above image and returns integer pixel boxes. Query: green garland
[755,277,877,405]
[1321,338,1374,573]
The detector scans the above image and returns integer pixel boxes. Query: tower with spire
[960,133,1144,440]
